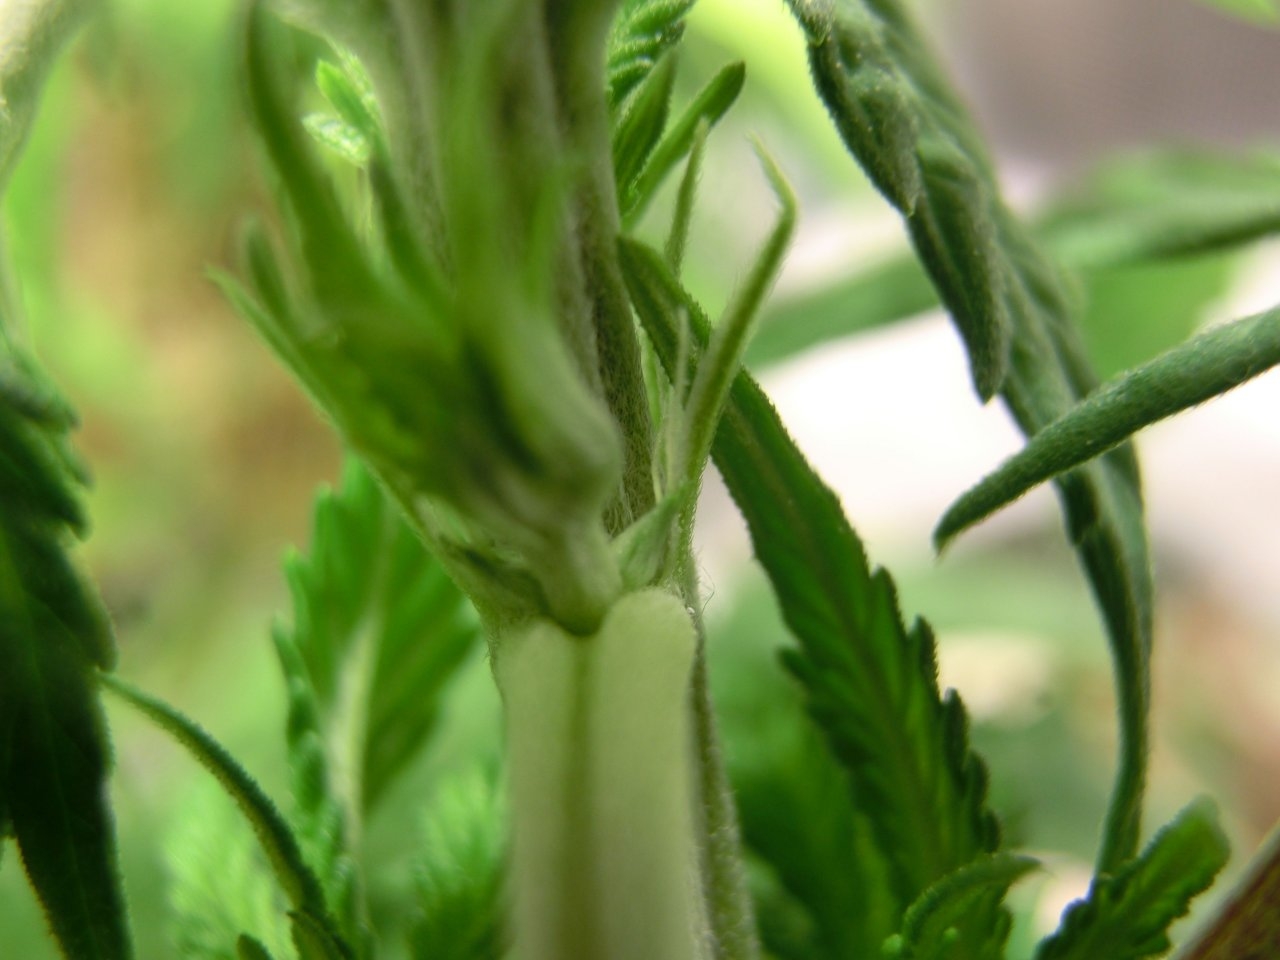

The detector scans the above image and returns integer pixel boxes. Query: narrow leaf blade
[937,305,1280,547]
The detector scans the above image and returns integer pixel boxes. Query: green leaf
[621,60,746,223]
[0,575,130,960]
[100,675,353,959]
[1034,799,1229,960]
[606,0,696,108]
[237,936,277,960]
[712,580,897,958]
[748,148,1280,372]
[303,114,371,167]
[1178,823,1280,959]
[1191,0,1279,23]
[620,239,1002,919]
[612,50,678,198]
[937,304,1280,547]
[787,0,1155,874]
[164,785,292,960]
[270,457,480,942]
[788,0,1010,399]
[410,770,507,960]
[885,854,1038,960]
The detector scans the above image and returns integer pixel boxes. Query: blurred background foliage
[2,0,1279,955]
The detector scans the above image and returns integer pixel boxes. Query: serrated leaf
[165,784,292,960]
[885,854,1038,960]
[1035,799,1229,960]
[787,0,1156,873]
[938,304,1280,546]
[0,580,130,960]
[279,458,480,815]
[100,675,352,959]
[409,770,507,960]
[620,238,1001,920]
[711,580,897,958]
[237,936,277,960]
[606,0,696,107]
[1177,823,1280,959]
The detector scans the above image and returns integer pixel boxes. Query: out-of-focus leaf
[1191,0,1279,24]
[607,0,696,108]
[100,675,352,959]
[278,458,480,815]
[237,936,277,960]
[165,785,292,960]
[1034,800,1228,960]
[0,9,133,954]
[884,854,1038,960]
[409,770,507,960]
[621,239,1005,933]
[937,304,1280,546]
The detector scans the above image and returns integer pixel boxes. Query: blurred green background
[3,0,1278,955]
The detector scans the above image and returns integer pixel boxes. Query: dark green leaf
[786,0,1155,873]
[100,675,353,959]
[410,770,507,960]
[937,304,1280,547]
[237,936,276,960]
[1034,799,1229,960]
[788,0,1010,399]
[885,854,1038,960]
[621,239,1001,919]
[0,580,129,960]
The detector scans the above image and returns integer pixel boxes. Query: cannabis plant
[2,0,1279,957]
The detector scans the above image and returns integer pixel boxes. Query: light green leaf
[1191,0,1279,23]
[621,60,746,223]
[885,854,1039,960]
[165,784,292,960]
[611,49,677,197]
[621,239,1003,923]
[270,457,480,944]
[1034,799,1228,960]
[303,114,371,167]
[937,304,1280,547]
[100,675,352,959]
[410,770,507,960]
